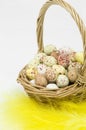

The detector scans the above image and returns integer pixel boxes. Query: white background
[0,0,86,91]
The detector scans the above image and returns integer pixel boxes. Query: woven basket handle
[37,0,86,73]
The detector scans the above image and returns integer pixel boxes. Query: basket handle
[37,0,86,73]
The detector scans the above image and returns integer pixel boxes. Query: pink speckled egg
[58,54,70,68]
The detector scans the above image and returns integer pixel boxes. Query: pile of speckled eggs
[26,44,84,90]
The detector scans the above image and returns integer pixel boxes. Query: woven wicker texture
[17,0,86,104]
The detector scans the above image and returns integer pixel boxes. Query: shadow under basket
[17,0,86,105]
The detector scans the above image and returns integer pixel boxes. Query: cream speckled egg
[43,56,57,67]
[28,59,40,68]
[68,62,82,72]
[35,74,48,86]
[75,52,84,64]
[26,67,38,80]
[46,83,58,90]
[44,44,57,55]
[45,67,57,82]
[59,47,73,55]
[37,64,47,75]
[68,69,78,83]
[52,65,66,75]
[69,52,76,62]
[56,75,69,87]
[35,53,47,63]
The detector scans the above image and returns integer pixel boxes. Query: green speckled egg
[35,53,47,63]
[56,75,69,87]
[44,44,57,55]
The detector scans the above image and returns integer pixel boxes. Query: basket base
[28,92,86,108]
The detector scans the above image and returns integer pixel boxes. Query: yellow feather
[0,87,86,130]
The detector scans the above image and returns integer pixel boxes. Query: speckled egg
[43,56,57,67]
[51,51,59,61]
[68,69,78,83]
[35,53,47,63]
[52,65,66,75]
[69,52,76,62]
[26,67,38,80]
[35,74,48,86]
[56,75,69,87]
[37,64,47,75]
[68,62,82,72]
[46,83,58,90]
[59,47,73,55]
[75,52,84,64]
[45,67,57,82]
[58,54,70,68]
[28,59,40,68]
[44,44,57,55]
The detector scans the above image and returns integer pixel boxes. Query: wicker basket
[17,0,86,104]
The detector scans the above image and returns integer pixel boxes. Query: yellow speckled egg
[44,44,57,55]
[52,65,66,75]
[75,52,84,64]
[43,56,57,67]
[26,67,38,80]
